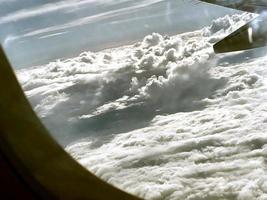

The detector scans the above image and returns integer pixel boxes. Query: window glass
[1,0,267,199]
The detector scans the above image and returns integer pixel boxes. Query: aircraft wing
[213,16,267,53]
[199,1,267,53]
[199,0,267,13]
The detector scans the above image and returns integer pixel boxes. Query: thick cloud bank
[17,13,267,199]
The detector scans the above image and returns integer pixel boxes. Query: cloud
[0,0,98,24]
[16,12,252,141]
[61,13,266,200]
[0,0,162,24]
[38,31,69,39]
[2,0,164,44]
[2,34,18,47]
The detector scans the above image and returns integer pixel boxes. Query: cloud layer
[0,0,165,44]
[0,0,155,24]
[17,12,267,200]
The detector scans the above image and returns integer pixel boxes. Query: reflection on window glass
[1,0,267,199]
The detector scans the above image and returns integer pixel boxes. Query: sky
[0,0,239,68]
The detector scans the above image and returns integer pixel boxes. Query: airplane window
[1,0,267,199]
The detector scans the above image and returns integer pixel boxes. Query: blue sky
[0,0,239,68]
